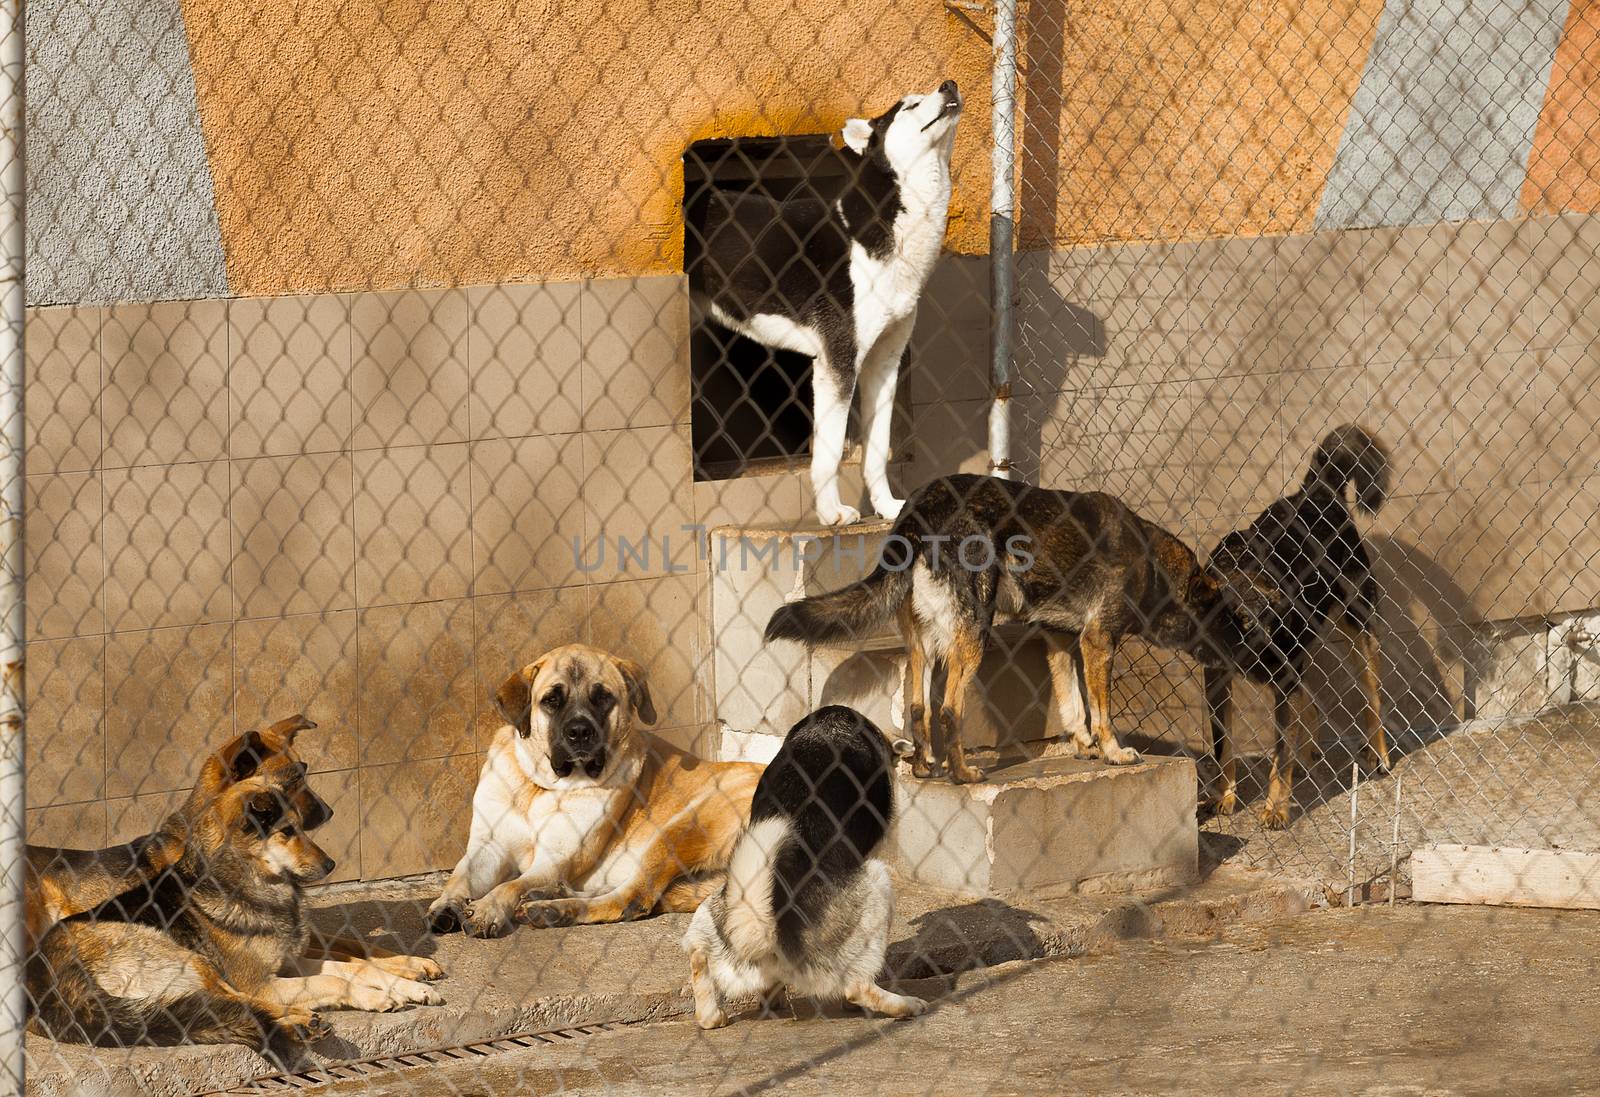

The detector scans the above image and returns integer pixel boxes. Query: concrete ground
[1204,703,1600,895]
[316,905,1600,1097]
[25,867,1310,1097]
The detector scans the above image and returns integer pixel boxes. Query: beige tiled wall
[23,275,712,880]
[21,212,1600,878]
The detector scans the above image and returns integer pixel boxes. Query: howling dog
[682,705,925,1029]
[689,81,961,526]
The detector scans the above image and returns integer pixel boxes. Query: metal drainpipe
[988,0,1017,479]
[0,1,24,1091]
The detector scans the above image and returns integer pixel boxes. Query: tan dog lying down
[429,644,763,938]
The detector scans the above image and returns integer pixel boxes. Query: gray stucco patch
[1315,0,1569,230]
[26,0,228,305]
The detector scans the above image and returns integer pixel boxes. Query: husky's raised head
[690,81,962,527]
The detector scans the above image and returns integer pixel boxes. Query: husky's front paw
[873,497,905,521]
[818,502,861,527]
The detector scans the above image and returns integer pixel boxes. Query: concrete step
[891,754,1200,898]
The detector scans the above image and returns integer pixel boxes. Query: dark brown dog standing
[1203,426,1391,828]
[766,474,1224,783]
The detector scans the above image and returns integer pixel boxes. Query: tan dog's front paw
[462,898,516,939]
[1102,744,1141,766]
[427,895,466,935]
[515,897,582,928]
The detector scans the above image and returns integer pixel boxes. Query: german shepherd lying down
[27,716,443,1060]
[1205,425,1392,828]
[767,474,1222,783]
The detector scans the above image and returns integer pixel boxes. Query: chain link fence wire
[9,0,1600,1093]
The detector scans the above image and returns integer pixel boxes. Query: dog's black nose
[564,717,601,753]
[939,79,959,104]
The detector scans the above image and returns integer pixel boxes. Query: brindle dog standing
[767,474,1226,783]
[27,716,443,1061]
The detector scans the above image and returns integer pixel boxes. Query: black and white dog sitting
[681,706,925,1028]
[689,82,962,525]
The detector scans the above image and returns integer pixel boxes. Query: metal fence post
[0,0,24,1091]
[987,0,1017,479]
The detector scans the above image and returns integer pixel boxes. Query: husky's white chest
[848,168,950,341]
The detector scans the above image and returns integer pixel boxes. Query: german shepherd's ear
[259,713,316,753]
[495,657,548,739]
[243,787,284,834]
[205,729,272,788]
[615,658,657,727]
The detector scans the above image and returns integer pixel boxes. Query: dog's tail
[1304,425,1390,514]
[764,564,911,646]
[719,817,791,963]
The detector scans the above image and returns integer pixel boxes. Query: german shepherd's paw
[1257,801,1292,830]
[426,896,465,935]
[351,977,443,1012]
[373,953,445,982]
[274,1008,333,1045]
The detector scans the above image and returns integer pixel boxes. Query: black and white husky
[689,81,962,526]
[681,706,925,1028]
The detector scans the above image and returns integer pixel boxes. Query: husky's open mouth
[922,96,962,132]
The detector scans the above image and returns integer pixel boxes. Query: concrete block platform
[891,754,1200,898]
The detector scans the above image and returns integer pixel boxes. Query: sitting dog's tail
[764,565,911,646]
[720,817,791,963]
[1305,425,1390,514]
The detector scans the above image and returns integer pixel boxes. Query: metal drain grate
[200,1018,635,1094]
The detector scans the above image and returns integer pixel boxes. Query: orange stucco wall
[1018,0,1384,248]
[1522,0,1600,216]
[180,0,993,296]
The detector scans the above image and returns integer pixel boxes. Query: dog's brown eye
[590,686,614,712]
[540,689,564,711]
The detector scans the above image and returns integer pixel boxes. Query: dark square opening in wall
[684,134,848,483]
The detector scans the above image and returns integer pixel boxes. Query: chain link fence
[9,0,1600,1092]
